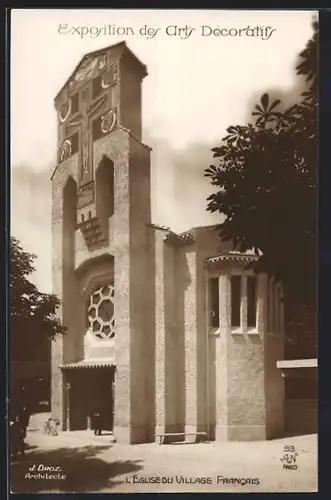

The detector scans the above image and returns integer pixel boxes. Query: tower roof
[55,41,147,102]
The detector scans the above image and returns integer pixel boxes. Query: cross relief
[65,90,109,185]
[57,60,118,189]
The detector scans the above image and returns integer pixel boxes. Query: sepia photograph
[9,8,318,493]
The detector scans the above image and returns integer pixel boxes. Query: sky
[11,9,316,292]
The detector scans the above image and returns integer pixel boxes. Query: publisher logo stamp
[280,445,299,471]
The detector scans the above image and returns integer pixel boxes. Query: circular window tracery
[88,283,115,340]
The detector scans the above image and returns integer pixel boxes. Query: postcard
[9,8,318,493]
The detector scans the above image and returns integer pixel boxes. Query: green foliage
[205,21,318,299]
[10,237,66,360]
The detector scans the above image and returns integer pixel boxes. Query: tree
[10,237,66,361]
[204,22,318,354]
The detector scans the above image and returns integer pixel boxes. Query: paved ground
[10,418,318,494]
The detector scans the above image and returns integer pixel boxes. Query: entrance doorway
[67,366,115,431]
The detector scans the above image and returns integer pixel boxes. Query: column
[65,379,71,431]
[240,275,248,334]
[214,273,230,440]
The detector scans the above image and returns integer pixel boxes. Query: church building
[51,42,285,444]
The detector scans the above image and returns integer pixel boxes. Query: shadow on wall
[96,155,114,240]
[10,445,143,493]
[147,229,156,439]
[62,176,79,366]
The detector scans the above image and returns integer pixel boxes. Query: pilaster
[183,249,198,440]
[154,230,167,436]
[214,274,230,440]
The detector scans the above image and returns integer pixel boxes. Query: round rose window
[87,284,115,340]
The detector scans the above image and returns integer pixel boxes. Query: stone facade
[51,42,285,443]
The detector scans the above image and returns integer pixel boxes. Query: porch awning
[205,251,259,270]
[60,359,115,370]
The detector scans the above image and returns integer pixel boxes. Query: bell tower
[54,42,147,245]
[51,42,154,443]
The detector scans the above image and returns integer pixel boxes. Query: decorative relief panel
[59,139,71,163]
[101,108,117,134]
[101,64,117,89]
[59,100,71,123]
[58,133,79,163]
[56,51,119,207]
[68,54,107,96]
[92,107,117,141]
[64,93,109,183]
[88,284,115,340]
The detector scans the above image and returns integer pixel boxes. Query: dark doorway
[68,367,115,431]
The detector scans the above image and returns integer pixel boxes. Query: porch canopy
[60,359,115,370]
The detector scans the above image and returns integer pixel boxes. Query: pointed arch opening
[95,155,114,241]
[62,176,77,274]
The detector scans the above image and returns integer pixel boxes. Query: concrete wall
[227,331,266,440]
[128,136,153,441]
[119,56,142,141]
[180,247,198,437]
